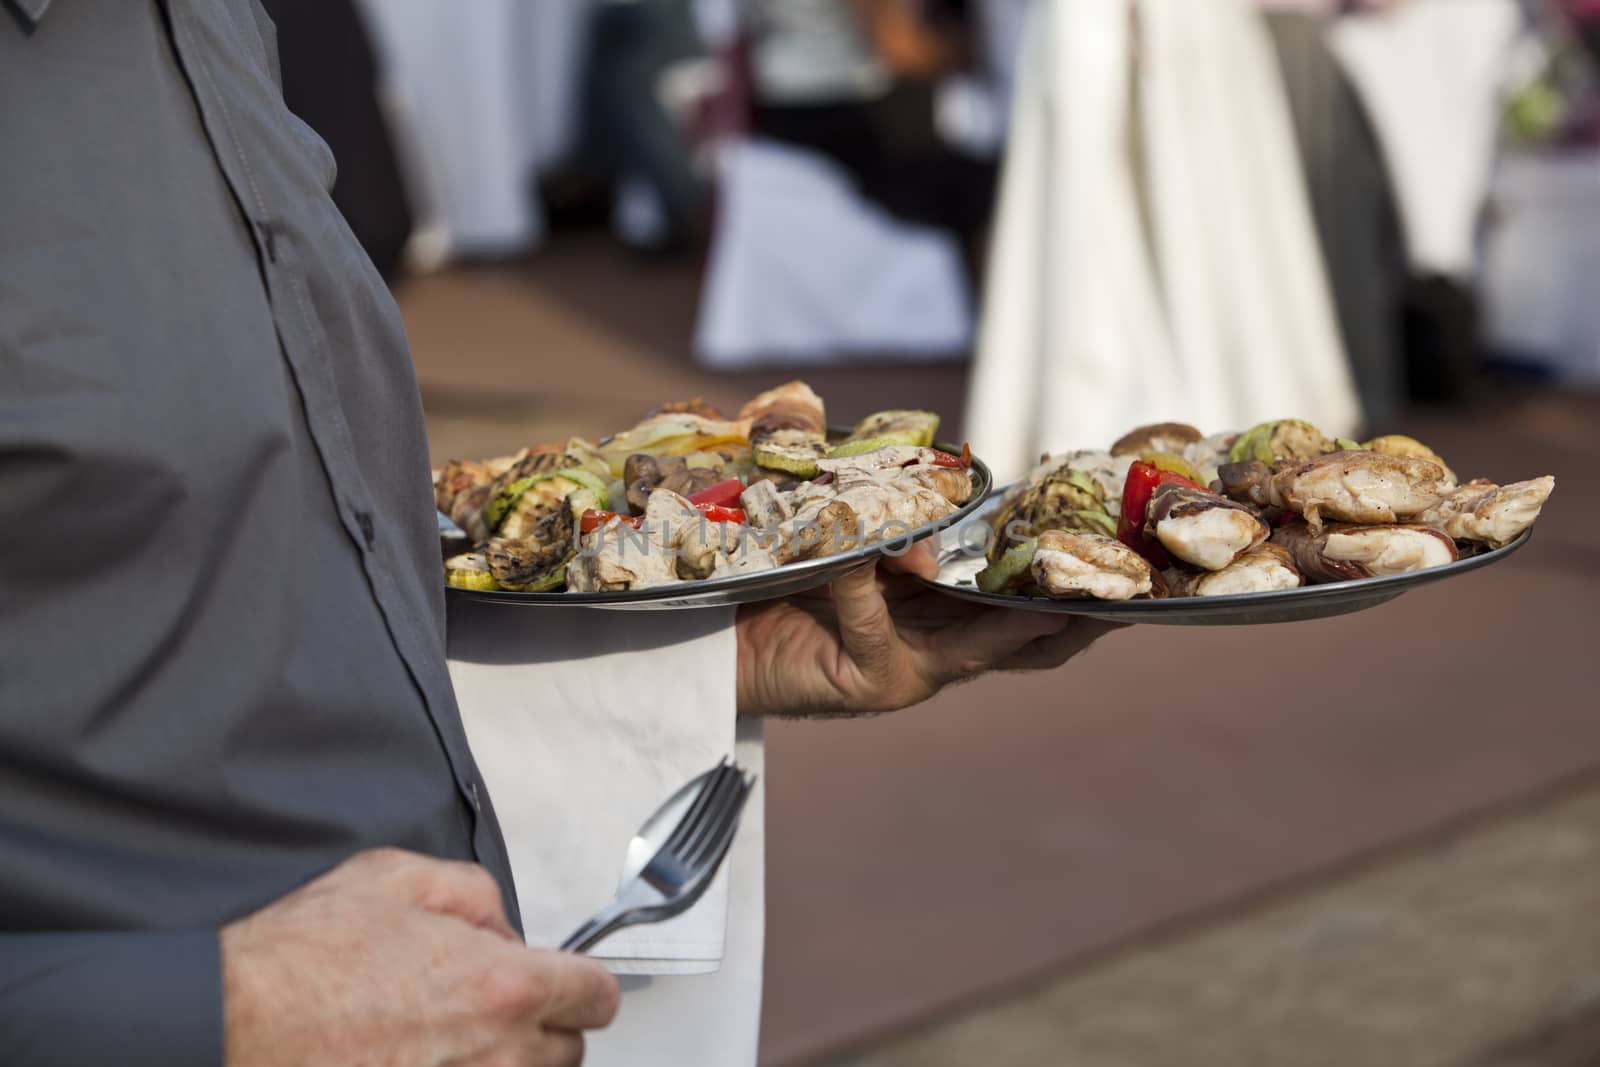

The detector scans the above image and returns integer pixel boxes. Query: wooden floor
[402,235,1600,1066]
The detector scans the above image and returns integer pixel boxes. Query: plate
[915,493,1535,626]
[445,441,994,611]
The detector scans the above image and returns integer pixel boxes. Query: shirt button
[468,781,483,813]
[357,511,376,549]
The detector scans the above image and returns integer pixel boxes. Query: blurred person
[580,0,709,254]
[1260,0,1412,426]
[0,2,1112,1064]
[743,0,999,252]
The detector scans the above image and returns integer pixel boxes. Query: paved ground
[828,777,1600,1067]
[402,234,1600,1067]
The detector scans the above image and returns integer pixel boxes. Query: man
[0,2,1105,1063]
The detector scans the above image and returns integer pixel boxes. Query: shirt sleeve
[0,930,223,1067]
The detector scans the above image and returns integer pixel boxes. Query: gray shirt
[0,1,516,1062]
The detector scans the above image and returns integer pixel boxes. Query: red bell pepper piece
[580,509,643,535]
[928,443,973,469]
[695,504,747,525]
[1116,461,1208,566]
[580,503,747,536]
[687,478,746,509]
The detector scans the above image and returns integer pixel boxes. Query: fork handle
[560,903,630,953]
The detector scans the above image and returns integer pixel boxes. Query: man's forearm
[0,930,222,1066]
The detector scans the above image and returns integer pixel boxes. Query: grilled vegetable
[977,538,1038,594]
[1227,419,1336,466]
[1115,461,1209,566]
[481,450,579,531]
[828,410,941,457]
[444,553,499,591]
[1138,452,1203,484]
[591,414,751,478]
[492,468,610,539]
[1110,422,1203,457]
[742,381,829,479]
[987,465,1114,562]
[688,479,746,509]
[752,430,830,477]
[1362,434,1456,486]
[485,539,571,592]
[485,489,599,592]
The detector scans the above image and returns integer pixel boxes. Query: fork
[560,758,755,953]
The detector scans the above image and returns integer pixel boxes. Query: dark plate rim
[445,438,993,607]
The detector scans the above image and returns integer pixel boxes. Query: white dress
[966,0,1361,482]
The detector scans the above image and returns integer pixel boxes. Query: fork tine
[662,758,732,851]
[663,759,734,855]
[684,776,753,872]
[681,774,752,872]
[667,762,741,865]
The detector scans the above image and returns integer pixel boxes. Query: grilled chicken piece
[1272,451,1448,531]
[641,488,769,580]
[1419,476,1554,549]
[449,483,494,546]
[1166,542,1302,597]
[739,478,792,529]
[985,461,1114,562]
[567,517,679,592]
[434,460,497,515]
[775,450,970,563]
[1110,422,1204,457]
[1148,483,1270,571]
[1272,521,1458,582]
[711,529,778,578]
[1031,530,1165,600]
[649,397,726,420]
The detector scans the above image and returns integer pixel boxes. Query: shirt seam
[166,1,486,828]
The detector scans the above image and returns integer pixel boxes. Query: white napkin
[446,600,740,974]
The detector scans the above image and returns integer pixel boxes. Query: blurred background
[265,0,1598,1063]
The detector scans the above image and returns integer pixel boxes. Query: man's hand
[221,849,619,1067]
[736,542,1121,716]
